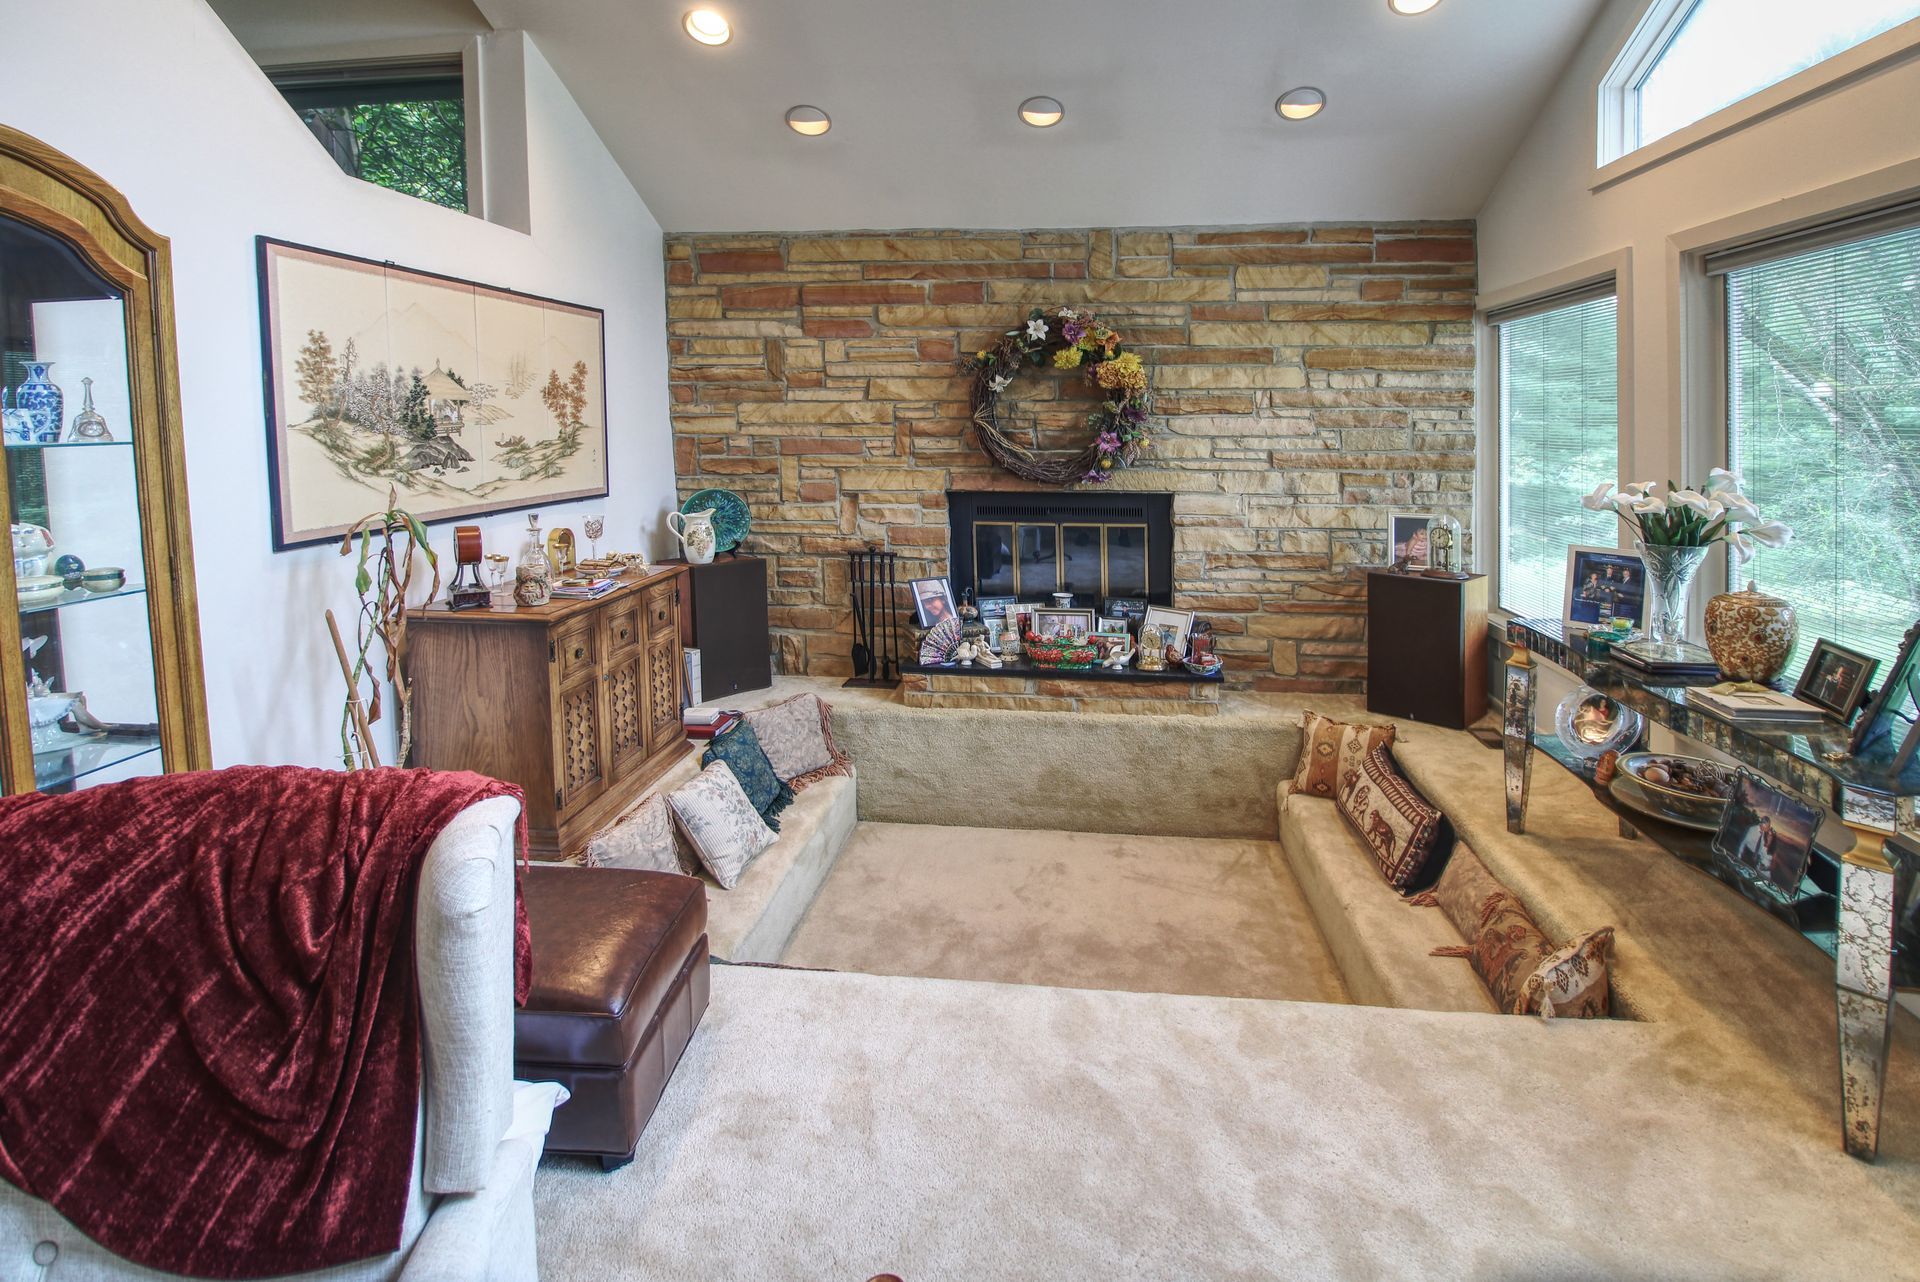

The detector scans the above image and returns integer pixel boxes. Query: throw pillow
[585,794,698,876]
[1291,711,1397,800]
[1334,745,1451,890]
[743,693,852,790]
[702,718,794,831]
[1518,927,1616,1019]
[666,761,778,890]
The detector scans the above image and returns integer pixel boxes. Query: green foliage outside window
[297,97,467,213]
[1729,226,1920,684]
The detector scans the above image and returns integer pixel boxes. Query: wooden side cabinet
[1365,571,1488,730]
[407,565,691,858]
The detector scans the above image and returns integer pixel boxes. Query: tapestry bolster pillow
[666,761,778,890]
[702,718,794,831]
[1334,745,1450,891]
[743,692,852,790]
[585,794,698,877]
[1292,711,1397,800]
[1419,845,1614,1018]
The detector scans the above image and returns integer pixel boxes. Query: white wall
[1476,0,1920,492]
[1,0,677,769]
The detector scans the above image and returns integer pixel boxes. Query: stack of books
[1688,685,1826,722]
[551,577,619,600]
[683,708,740,740]
[1609,639,1722,680]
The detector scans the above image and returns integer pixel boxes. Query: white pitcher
[667,507,718,565]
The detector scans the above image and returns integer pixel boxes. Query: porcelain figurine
[954,640,979,667]
[1100,637,1135,669]
[12,522,53,580]
[668,507,718,565]
[977,646,1003,669]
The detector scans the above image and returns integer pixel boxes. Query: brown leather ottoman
[514,866,711,1171]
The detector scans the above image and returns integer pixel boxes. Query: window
[1715,213,1920,685]
[270,60,469,212]
[1493,290,1621,620]
[1601,0,1920,163]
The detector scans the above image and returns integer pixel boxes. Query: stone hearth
[666,223,1478,693]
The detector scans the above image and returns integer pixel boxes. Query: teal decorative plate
[682,488,751,553]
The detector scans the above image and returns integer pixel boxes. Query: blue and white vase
[1,390,33,448]
[17,363,63,444]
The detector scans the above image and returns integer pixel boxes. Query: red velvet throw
[0,765,530,1279]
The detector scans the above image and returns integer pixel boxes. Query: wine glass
[583,514,605,560]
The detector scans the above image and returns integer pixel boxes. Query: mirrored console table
[1501,618,1917,1162]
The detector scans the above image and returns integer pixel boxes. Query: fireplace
[947,491,1174,607]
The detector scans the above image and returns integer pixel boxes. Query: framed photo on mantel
[257,238,610,550]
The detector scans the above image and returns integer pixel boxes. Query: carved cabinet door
[642,580,684,758]
[602,597,650,783]
[552,618,608,815]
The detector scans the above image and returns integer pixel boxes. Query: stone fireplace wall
[664,223,1476,691]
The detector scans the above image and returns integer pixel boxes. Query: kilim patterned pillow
[1444,886,1557,1014]
[1334,744,1448,890]
[1291,711,1397,800]
[1518,927,1616,1019]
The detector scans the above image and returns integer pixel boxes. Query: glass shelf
[32,733,160,792]
[17,581,145,616]
[4,439,129,452]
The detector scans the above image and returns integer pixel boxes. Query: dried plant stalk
[336,488,440,768]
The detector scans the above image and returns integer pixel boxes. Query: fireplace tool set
[844,546,902,688]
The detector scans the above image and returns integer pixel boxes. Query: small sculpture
[977,646,1003,669]
[1100,637,1135,669]
[954,640,980,667]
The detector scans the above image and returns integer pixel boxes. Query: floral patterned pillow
[666,761,777,890]
[702,719,794,831]
[586,794,698,876]
[1291,711,1397,800]
[743,693,852,789]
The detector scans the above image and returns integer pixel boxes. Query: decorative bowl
[81,567,125,592]
[16,574,65,605]
[681,488,751,554]
[1554,686,1643,761]
[1614,751,1738,827]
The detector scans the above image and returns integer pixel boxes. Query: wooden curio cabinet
[406,565,692,858]
[0,127,209,794]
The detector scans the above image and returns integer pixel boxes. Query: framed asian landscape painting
[256,238,609,550]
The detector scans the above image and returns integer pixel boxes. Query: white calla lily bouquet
[1580,468,1793,562]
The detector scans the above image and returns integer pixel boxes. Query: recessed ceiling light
[1275,88,1326,121]
[1018,96,1065,128]
[1388,0,1442,14]
[785,105,831,136]
[683,8,731,44]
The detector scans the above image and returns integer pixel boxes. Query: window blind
[1724,219,1920,685]
[1496,293,1621,620]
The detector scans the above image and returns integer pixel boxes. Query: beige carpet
[781,822,1348,1003]
[533,965,1920,1281]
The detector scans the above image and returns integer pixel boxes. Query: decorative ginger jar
[1704,580,1797,682]
[17,362,63,443]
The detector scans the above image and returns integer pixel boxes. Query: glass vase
[1636,540,1709,660]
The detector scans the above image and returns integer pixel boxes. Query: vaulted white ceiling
[210,0,1608,232]
[472,0,1606,232]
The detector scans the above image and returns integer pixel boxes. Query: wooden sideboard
[407,565,691,858]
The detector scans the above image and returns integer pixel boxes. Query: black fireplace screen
[949,492,1172,605]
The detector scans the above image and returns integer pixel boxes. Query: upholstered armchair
[0,796,564,1282]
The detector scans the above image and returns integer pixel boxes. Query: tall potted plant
[1581,468,1792,661]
